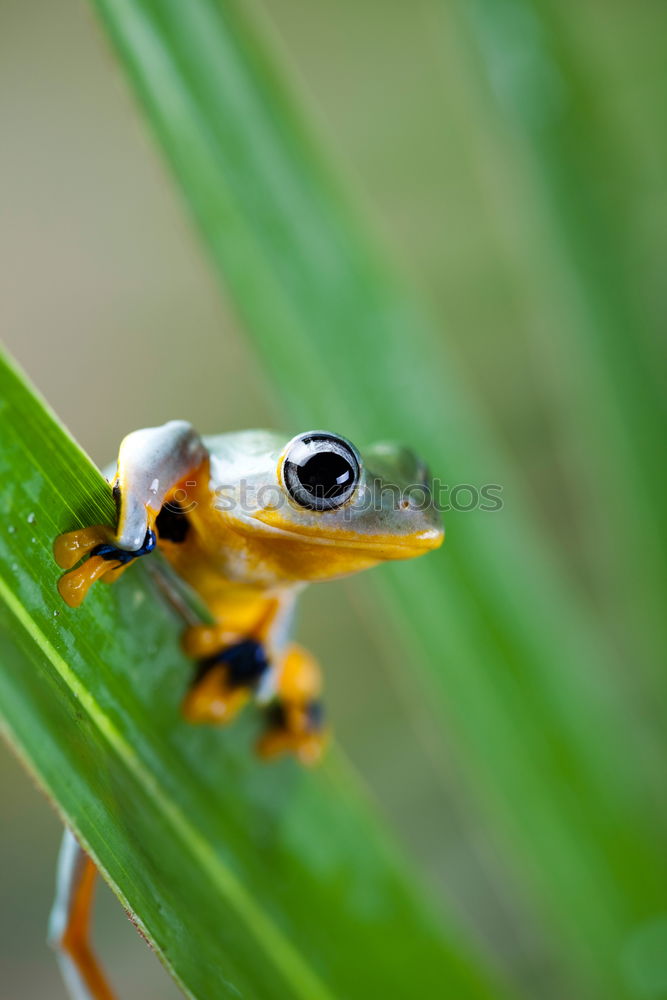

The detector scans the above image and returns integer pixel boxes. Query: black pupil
[296,451,354,499]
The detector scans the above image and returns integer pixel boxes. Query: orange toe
[57,556,121,608]
[53,526,109,570]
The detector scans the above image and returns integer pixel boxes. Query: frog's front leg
[182,639,271,724]
[54,421,207,607]
[257,644,328,766]
[183,638,327,764]
[181,594,288,725]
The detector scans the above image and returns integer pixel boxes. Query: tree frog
[50,421,443,1000]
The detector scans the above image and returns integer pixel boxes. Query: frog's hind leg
[256,644,328,766]
[48,829,117,1000]
[180,595,292,726]
[182,638,271,725]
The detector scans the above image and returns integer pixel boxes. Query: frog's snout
[399,507,445,555]
[414,521,445,550]
[361,440,444,553]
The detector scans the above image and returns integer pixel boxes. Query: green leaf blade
[0,350,504,999]
[82,1,667,996]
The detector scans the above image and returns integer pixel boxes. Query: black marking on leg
[91,528,157,565]
[195,639,269,689]
[156,502,190,544]
[264,699,325,733]
[264,701,287,731]
[306,700,325,730]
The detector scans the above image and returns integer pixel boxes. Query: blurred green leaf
[457,0,667,703]
[85,1,667,996]
[0,351,504,999]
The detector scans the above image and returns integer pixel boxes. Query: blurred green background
[1,0,666,998]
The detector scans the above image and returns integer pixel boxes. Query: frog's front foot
[256,699,328,766]
[182,640,270,725]
[54,526,157,607]
[255,643,328,765]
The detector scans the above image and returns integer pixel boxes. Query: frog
[49,421,443,1000]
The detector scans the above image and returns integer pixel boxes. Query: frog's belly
[160,507,276,580]
[158,525,293,630]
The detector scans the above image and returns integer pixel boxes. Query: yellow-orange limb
[277,644,322,705]
[61,859,116,1000]
[181,624,244,660]
[99,562,133,585]
[49,831,117,1000]
[256,644,328,766]
[182,664,251,724]
[181,596,282,660]
[57,556,122,608]
[53,526,109,570]
[55,508,158,605]
[256,727,328,766]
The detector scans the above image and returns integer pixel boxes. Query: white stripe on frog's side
[113,421,207,551]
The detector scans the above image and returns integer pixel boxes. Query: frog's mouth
[224,508,444,560]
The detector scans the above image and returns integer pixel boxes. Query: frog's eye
[281,431,361,511]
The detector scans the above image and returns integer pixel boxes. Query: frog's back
[203,429,287,487]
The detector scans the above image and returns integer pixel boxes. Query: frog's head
[215,430,444,583]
